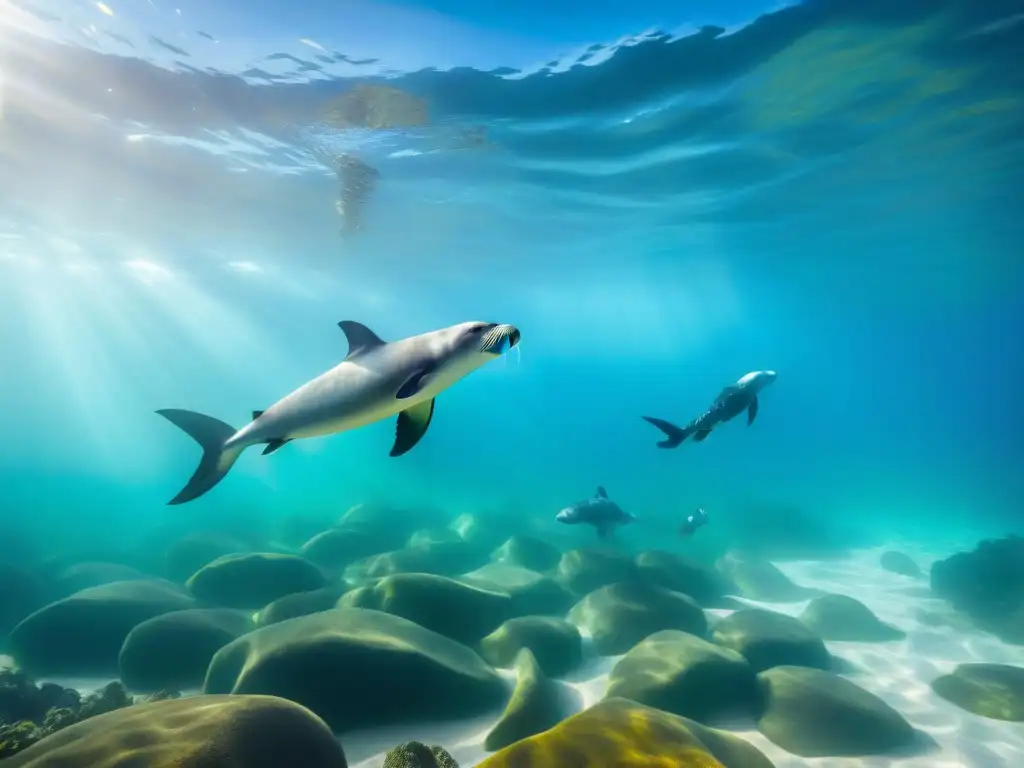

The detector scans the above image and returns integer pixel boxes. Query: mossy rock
[479,616,583,678]
[407,528,463,548]
[555,549,639,596]
[118,608,254,691]
[52,563,151,596]
[800,594,905,642]
[9,580,196,677]
[569,581,707,656]
[756,666,915,756]
[164,532,249,583]
[339,573,512,645]
[204,608,507,732]
[711,609,830,673]
[476,697,775,767]
[879,551,922,578]
[715,552,818,602]
[447,513,505,549]
[459,564,576,617]
[186,553,327,609]
[344,541,486,582]
[382,742,459,768]
[635,550,730,606]
[300,528,391,570]
[606,630,760,722]
[485,649,564,751]
[931,663,1024,721]
[0,565,48,645]
[1,695,347,767]
[491,536,562,572]
[255,583,350,627]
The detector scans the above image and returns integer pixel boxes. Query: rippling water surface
[0,0,1021,537]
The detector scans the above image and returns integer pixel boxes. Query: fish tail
[156,409,245,505]
[641,416,692,449]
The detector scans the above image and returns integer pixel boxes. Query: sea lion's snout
[479,323,521,355]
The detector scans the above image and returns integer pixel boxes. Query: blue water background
[0,0,1022,560]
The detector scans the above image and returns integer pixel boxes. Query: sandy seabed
[23,544,1024,768]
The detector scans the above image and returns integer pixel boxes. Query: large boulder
[51,563,151,596]
[475,697,774,767]
[1,695,348,767]
[118,608,254,691]
[0,565,48,645]
[711,609,831,673]
[300,528,391,570]
[344,541,486,582]
[458,564,576,618]
[484,649,564,751]
[339,574,512,645]
[204,608,508,733]
[606,630,760,722]
[931,663,1024,721]
[569,582,707,656]
[634,551,731,606]
[799,594,905,642]
[163,532,249,583]
[255,583,350,627]
[8,580,196,676]
[715,552,818,602]
[479,617,583,678]
[186,553,327,609]
[491,536,562,572]
[555,549,638,596]
[756,666,916,756]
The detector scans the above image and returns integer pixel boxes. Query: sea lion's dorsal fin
[596,485,608,499]
[252,410,264,421]
[338,320,386,359]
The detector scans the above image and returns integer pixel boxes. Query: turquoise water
[1,0,1022,561]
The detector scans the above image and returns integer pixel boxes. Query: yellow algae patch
[476,697,774,768]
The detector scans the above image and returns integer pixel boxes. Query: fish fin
[390,398,435,457]
[596,485,608,499]
[156,409,245,505]
[747,396,759,425]
[693,429,712,442]
[338,320,386,359]
[641,416,692,448]
[396,363,437,400]
[262,438,291,456]
[252,410,264,421]
[596,522,612,540]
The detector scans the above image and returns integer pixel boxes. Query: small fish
[680,508,709,537]
[556,486,635,540]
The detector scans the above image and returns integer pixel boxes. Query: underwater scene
[1,0,1023,765]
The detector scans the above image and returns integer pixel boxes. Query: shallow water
[1,0,1022,765]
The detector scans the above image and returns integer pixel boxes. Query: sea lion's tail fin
[156,409,245,505]
[641,416,692,449]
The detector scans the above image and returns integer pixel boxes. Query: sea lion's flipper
[747,396,759,425]
[262,438,291,456]
[396,363,439,400]
[338,321,386,359]
[390,398,435,457]
[156,409,245,505]
[596,522,612,540]
[694,429,712,442]
[596,485,608,499]
[641,416,691,448]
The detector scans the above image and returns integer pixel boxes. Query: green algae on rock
[606,630,760,723]
[344,540,486,582]
[255,583,349,627]
[204,607,507,733]
[339,573,512,645]
[186,552,327,609]
[300,528,392,570]
[800,594,906,642]
[756,666,915,757]
[491,536,562,572]
[9,580,196,677]
[459,564,576,618]
[570,581,708,656]
[555,549,639,596]
[476,697,774,768]
[1,695,347,768]
[931,663,1024,721]
[485,648,565,751]
[479,616,583,678]
[711,609,831,673]
[163,532,249,583]
[383,741,459,768]
[118,608,255,691]
[634,551,731,607]
[714,551,819,603]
